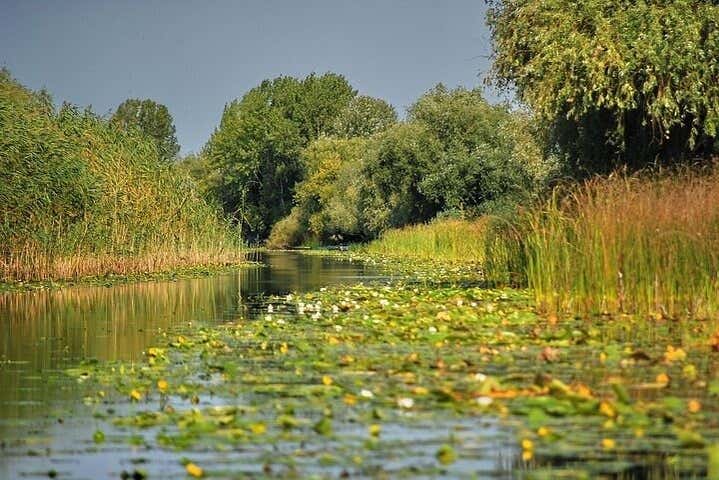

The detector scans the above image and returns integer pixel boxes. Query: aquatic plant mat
[4,258,719,479]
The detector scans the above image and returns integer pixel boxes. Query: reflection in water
[0,252,379,423]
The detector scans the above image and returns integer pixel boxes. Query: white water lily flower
[334,324,343,332]
[360,389,374,398]
[332,305,339,314]
[275,318,285,325]
[476,396,493,407]
[286,294,294,301]
[267,304,274,313]
[397,397,414,409]
[311,312,321,320]
[474,373,488,382]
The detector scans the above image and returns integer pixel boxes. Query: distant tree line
[182,73,554,246]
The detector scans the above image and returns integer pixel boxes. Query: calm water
[0,252,515,479]
[0,253,385,475]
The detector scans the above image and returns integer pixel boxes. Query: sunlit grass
[517,167,719,318]
[364,218,489,263]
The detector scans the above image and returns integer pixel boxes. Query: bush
[267,208,305,249]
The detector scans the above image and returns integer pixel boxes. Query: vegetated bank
[365,165,719,320]
[0,70,241,284]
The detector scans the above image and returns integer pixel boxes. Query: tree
[111,98,180,162]
[294,137,372,242]
[408,85,550,215]
[487,0,719,173]
[204,73,357,239]
[364,123,443,229]
[331,95,398,138]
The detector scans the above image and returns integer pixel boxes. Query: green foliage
[266,208,305,249]
[409,85,552,215]
[204,73,356,239]
[0,71,237,281]
[266,84,552,247]
[293,137,372,243]
[487,0,719,172]
[364,122,444,229]
[111,98,180,162]
[331,95,398,138]
[201,77,551,245]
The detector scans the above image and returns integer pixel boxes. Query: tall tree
[409,85,547,215]
[331,95,398,138]
[111,99,180,162]
[487,0,719,174]
[204,73,356,238]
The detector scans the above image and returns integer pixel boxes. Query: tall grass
[364,218,489,263]
[0,70,241,282]
[519,168,719,318]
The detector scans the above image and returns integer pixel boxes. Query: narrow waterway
[0,253,387,476]
[0,252,517,479]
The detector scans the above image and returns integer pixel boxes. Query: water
[0,252,516,479]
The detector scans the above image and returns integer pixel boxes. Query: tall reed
[520,168,719,318]
[0,70,242,282]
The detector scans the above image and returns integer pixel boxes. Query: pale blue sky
[1,1,497,154]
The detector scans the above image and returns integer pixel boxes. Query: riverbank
[362,167,719,320]
[0,256,260,293]
[42,252,719,479]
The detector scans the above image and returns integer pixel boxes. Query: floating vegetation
[61,256,719,478]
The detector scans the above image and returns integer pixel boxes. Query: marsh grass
[0,70,241,282]
[364,218,489,263]
[521,167,719,318]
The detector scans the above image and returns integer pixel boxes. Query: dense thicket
[487,0,719,174]
[264,84,553,246]
[204,74,357,239]
[0,70,237,281]
[198,73,553,246]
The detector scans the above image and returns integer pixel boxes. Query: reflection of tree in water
[0,275,240,424]
[0,253,379,425]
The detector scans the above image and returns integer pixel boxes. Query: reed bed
[364,218,488,263]
[0,70,241,282]
[521,168,719,318]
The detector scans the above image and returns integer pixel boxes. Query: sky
[1,0,498,154]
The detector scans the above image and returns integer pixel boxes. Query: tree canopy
[331,95,398,138]
[111,98,180,162]
[204,73,357,239]
[487,0,719,173]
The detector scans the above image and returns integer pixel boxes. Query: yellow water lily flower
[185,462,203,477]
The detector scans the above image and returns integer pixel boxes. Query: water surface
[0,252,396,478]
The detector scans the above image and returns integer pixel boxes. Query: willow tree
[487,0,719,173]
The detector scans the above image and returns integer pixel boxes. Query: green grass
[0,69,241,282]
[507,168,719,318]
[363,218,489,263]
